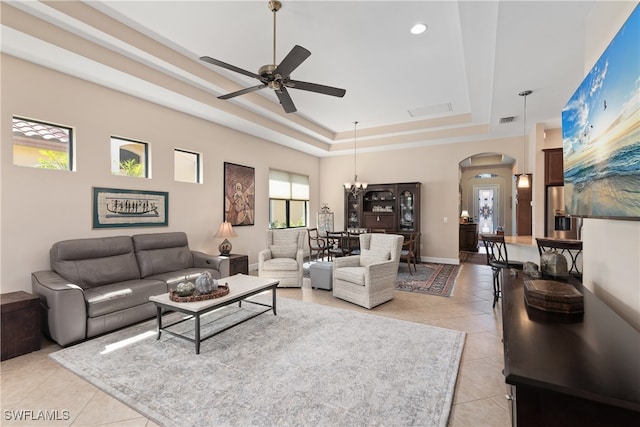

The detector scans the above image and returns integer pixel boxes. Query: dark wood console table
[501,272,640,426]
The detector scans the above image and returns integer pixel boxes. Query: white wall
[0,55,320,293]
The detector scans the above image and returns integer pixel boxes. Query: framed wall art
[93,187,168,228]
[224,162,255,226]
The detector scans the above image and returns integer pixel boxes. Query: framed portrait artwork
[224,162,255,226]
[93,187,168,228]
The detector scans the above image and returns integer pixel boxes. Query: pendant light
[343,121,368,196]
[517,90,532,188]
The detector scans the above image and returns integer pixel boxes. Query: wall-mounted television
[561,4,639,220]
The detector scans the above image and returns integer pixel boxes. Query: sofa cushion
[50,236,140,289]
[84,279,167,318]
[270,244,298,259]
[334,266,366,286]
[261,258,300,271]
[146,268,222,289]
[360,249,390,266]
[132,232,194,278]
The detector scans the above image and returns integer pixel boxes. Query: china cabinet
[344,182,421,256]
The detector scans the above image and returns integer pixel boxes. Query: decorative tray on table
[169,285,229,303]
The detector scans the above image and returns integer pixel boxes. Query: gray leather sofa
[31,232,229,346]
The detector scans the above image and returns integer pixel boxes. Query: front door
[474,185,499,234]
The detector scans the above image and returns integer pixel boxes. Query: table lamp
[460,210,470,223]
[214,221,237,256]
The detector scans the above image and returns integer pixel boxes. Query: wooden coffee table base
[150,275,279,354]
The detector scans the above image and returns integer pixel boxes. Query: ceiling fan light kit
[200,0,346,114]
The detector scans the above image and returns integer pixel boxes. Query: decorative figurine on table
[176,281,195,297]
[195,271,218,295]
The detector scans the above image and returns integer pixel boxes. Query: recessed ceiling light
[411,23,427,35]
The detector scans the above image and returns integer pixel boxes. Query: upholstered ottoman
[310,262,333,290]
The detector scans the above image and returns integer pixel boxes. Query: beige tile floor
[0,260,510,427]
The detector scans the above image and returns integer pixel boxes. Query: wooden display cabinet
[344,182,421,257]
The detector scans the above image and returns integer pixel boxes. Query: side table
[1,291,41,361]
[227,254,249,275]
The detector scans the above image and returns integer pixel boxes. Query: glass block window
[111,136,149,178]
[12,117,73,170]
[268,169,309,228]
[174,149,201,183]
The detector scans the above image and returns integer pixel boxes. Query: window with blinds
[269,170,309,229]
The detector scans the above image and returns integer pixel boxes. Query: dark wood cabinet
[459,223,478,252]
[345,182,421,256]
[544,148,564,186]
[226,254,248,276]
[501,273,640,426]
[1,291,41,361]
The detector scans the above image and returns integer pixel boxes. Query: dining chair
[536,237,583,280]
[307,228,327,263]
[480,234,524,308]
[326,231,347,261]
[400,232,420,274]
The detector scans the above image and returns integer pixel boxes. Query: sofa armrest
[258,249,272,268]
[31,270,87,346]
[192,251,230,278]
[364,260,398,290]
[334,255,361,269]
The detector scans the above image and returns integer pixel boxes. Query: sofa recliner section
[31,232,230,346]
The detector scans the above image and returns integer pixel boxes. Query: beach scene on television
[561,5,639,219]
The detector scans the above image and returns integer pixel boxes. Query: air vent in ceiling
[499,116,516,124]
[408,102,453,117]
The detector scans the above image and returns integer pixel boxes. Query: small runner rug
[50,296,464,427]
[396,262,461,297]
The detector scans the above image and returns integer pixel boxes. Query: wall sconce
[214,221,237,256]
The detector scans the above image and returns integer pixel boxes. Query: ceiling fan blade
[218,84,267,100]
[273,45,311,78]
[275,87,297,113]
[286,80,346,98]
[200,56,261,80]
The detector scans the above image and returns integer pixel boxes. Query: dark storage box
[524,280,583,314]
[1,291,41,360]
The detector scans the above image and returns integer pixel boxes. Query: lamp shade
[214,221,238,238]
[460,210,470,218]
[517,174,530,188]
[214,221,237,256]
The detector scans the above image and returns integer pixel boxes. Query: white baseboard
[420,256,460,265]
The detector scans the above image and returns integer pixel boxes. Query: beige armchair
[332,233,404,309]
[258,229,305,287]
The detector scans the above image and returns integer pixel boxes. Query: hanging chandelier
[343,121,368,196]
[517,90,532,189]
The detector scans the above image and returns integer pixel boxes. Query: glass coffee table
[149,274,279,354]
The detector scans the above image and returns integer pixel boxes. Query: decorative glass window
[12,117,73,170]
[174,149,201,183]
[111,136,149,178]
[268,170,309,229]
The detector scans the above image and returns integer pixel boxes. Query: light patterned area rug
[396,263,461,297]
[51,296,465,427]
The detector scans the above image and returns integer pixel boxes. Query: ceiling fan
[199,0,346,113]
